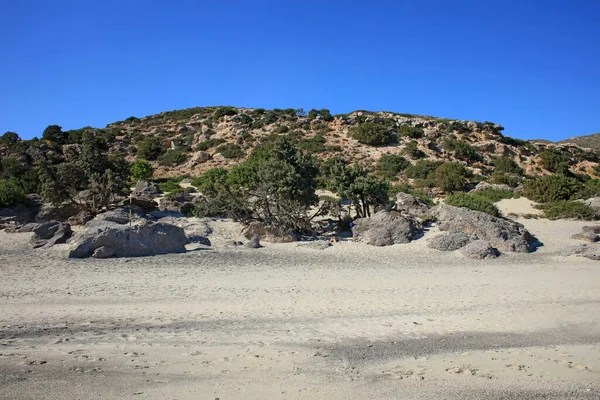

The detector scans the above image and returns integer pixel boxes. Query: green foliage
[541,201,595,220]
[577,179,600,199]
[472,189,514,202]
[0,179,25,208]
[298,134,326,154]
[388,184,433,205]
[1,131,20,146]
[404,140,426,159]
[404,160,444,180]
[273,125,290,134]
[213,106,238,120]
[397,125,424,139]
[158,149,188,166]
[489,172,522,187]
[194,138,226,151]
[445,192,500,217]
[158,180,183,194]
[493,156,523,175]
[42,125,66,143]
[376,154,410,180]
[319,109,334,121]
[523,175,582,203]
[433,162,471,192]
[320,157,389,217]
[136,136,165,160]
[539,149,571,172]
[215,143,244,159]
[131,159,153,180]
[349,122,395,146]
[443,138,481,162]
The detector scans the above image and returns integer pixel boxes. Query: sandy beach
[1,216,599,399]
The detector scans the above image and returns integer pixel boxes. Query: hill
[559,132,600,151]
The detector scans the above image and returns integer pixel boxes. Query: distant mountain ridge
[558,132,600,151]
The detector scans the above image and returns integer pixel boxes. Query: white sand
[497,197,543,217]
[0,218,599,399]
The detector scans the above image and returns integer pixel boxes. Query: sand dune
[0,217,599,399]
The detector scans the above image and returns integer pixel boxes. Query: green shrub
[473,189,514,202]
[489,172,522,187]
[158,149,188,166]
[493,156,523,175]
[158,180,183,194]
[273,125,289,134]
[433,162,471,192]
[539,149,571,172]
[404,140,426,159]
[376,154,410,180]
[131,159,153,180]
[523,175,581,203]
[325,145,342,152]
[0,179,25,208]
[298,134,326,154]
[397,125,424,139]
[445,192,500,217]
[404,160,443,179]
[194,138,226,151]
[388,184,433,205]
[542,201,595,220]
[443,138,481,162]
[213,106,238,120]
[137,136,165,160]
[215,143,244,159]
[349,123,394,146]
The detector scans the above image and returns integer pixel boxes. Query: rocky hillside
[559,132,600,151]
[101,106,599,179]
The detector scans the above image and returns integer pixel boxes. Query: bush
[158,149,188,166]
[397,125,424,139]
[1,131,20,145]
[158,180,183,194]
[131,159,153,181]
[523,175,581,203]
[0,179,25,208]
[404,140,426,159]
[542,201,595,220]
[443,138,481,162]
[473,189,514,202]
[213,106,238,120]
[376,154,410,180]
[349,123,394,146]
[433,162,470,192]
[539,149,571,172]
[194,138,226,151]
[42,125,66,143]
[215,143,244,159]
[494,156,523,175]
[405,160,443,179]
[489,172,522,187]
[298,134,326,154]
[137,136,165,160]
[445,192,500,217]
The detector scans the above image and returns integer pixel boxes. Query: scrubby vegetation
[541,201,595,220]
[349,123,395,146]
[445,192,500,217]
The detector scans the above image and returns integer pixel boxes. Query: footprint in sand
[382,366,428,380]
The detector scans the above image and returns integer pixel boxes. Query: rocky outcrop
[433,204,535,253]
[351,211,422,246]
[572,225,600,243]
[30,221,72,249]
[471,182,513,192]
[67,222,187,258]
[36,202,80,223]
[460,240,500,259]
[243,221,297,243]
[561,243,600,261]
[129,180,161,210]
[428,231,474,251]
[394,192,432,218]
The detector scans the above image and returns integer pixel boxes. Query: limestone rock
[460,240,500,259]
[428,231,473,251]
[244,222,297,243]
[394,192,432,218]
[30,221,72,249]
[351,211,422,246]
[246,235,262,248]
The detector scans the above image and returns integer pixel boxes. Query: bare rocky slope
[101,106,599,179]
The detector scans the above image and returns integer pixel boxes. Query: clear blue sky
[1,1,599,141]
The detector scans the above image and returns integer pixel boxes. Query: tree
[319,109,334,121]
[42,125,66,143]
[349,122,393,146]
[522,175,581,203]
[137,136,164,160]
[0,179,25,208]
[539,149,571,173]
[494,156,523,175]
[376,154,410,180]
[131,159,153,180]
[433,162,469,192]
[1,131,20,146]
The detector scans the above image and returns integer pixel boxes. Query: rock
[68,210,93,226]
[582,225,600,234]
[460,240,500,259]
[394,192,432,218]
[94,207,146,225]
[129,197,158,211]
[244,221,297,243]
[194,152,212,164]
[6,222,40,233]
[36,202,80,222]
[433,204,535,253]
[186,235,211,246]
[0,203,36,226]
[572,231,599,243]
[92,246,116,259]
[351,211,422,246]
[428,231,473,251]
[246,235,262,248]
[471,182,512,193]
[30,221,72,249]
[132,180,162,198]
[583,197,600,212]
[67,222,187,258]
[155,217,212,238]
[561,244,600,261]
